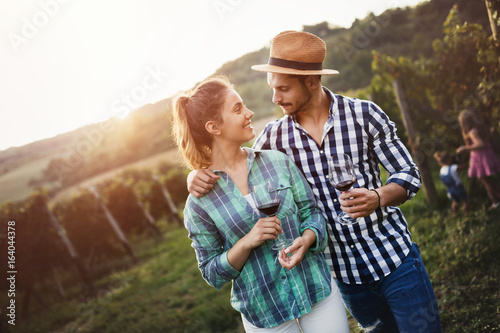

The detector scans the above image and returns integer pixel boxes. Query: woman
[172,76,349,332]
[457,109,500,209]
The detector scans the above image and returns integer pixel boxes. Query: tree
[372,5,500,206]
[372,53,439,206]
[0,192,72,316]
[429,6,490,115]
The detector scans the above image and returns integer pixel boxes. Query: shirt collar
[323,86,336,117]
[211,147,259,177]
[289,86,337,129]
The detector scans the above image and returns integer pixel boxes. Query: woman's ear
[205,121,220,135]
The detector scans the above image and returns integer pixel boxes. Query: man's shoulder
[332,92,378,110]
[254,116,292,149]
[262,116,291,132]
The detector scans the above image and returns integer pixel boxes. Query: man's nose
[272,90,282,104]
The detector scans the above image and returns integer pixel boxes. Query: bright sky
[0,0,424,151]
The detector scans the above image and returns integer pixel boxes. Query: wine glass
[252,181,292,250]
[328,153,358,225]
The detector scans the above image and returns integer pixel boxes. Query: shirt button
[320,150,323,154]
[326,175,329,179]
[334,199,337,202]
[350,245,354,249]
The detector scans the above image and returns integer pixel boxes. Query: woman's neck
[209,142,250,196]
[209,143,247,172]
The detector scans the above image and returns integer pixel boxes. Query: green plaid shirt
[184,148,332,328]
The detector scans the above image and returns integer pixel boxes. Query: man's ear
[306,75,321,89]
[205,121,220,135]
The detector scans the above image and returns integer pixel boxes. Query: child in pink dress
[457,110,500,209]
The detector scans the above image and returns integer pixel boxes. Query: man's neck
[294,88,331,145]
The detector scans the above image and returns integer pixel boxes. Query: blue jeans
[335,243,441,333]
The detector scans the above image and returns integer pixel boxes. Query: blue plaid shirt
[253,88,421,284]
[184,148,332,328]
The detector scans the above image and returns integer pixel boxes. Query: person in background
[188,31,441,332]
[457,109,500,209]
[434,151,468,214]
[172,76,349,332]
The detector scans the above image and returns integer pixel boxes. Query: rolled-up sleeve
[368,103,421,200]
[184,198,240,290]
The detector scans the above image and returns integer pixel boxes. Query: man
[188,30,441,332]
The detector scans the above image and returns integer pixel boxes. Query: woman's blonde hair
[172,76,234,170]
[458,109,491,144]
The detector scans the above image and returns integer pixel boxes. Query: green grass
[408,208,500,332]
[398,172,500,332]
[7,225,243,333]
[0,154,57,204]
[5,187,500,332]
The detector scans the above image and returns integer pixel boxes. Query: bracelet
[371,189,381,209]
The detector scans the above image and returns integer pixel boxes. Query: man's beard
[279,85,311,117]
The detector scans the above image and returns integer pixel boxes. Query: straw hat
[251,30,339,76]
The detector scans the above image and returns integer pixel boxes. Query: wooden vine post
[373,52,439,206]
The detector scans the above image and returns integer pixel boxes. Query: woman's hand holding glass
[278,229,316,270]
[252,182,293,251]
[243,216,282,249]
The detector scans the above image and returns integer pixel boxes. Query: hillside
[0,99,174,204]
[215,0,489,107]
[0,0,491,205]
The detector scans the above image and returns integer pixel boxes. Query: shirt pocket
[270,181,296,218]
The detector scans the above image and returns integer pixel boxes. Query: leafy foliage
[372,4,500,158]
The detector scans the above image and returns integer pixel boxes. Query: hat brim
[251,64,339,75]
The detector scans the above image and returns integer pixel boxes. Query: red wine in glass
[333,179,357,192]
[328,153,358,225]
[257,203,280,216]
[252,182,292,250]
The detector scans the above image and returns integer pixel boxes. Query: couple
[173,31,441,332]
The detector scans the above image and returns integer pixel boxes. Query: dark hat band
[268,57,323,71]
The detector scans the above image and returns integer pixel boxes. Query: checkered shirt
[253,88,421,284]
[184,148,332,328]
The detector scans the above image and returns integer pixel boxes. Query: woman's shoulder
[186,193,203,209]
[186,183,220,207]
[469,127,480,135]
[468,127,487,144]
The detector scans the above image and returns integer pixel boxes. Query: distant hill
[215,0,489,111]
[0,0,490,205]
[0,99,174,204]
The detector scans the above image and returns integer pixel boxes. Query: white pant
[242,279,350,333]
